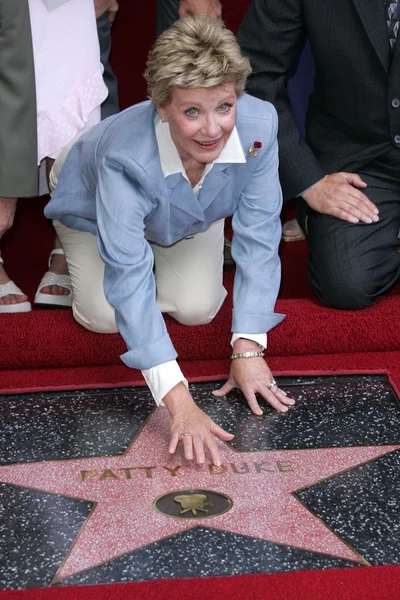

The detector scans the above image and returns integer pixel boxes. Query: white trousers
[53,218,227,334]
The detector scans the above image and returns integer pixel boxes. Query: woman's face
[158,83,237,166]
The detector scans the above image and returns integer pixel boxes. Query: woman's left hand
[213,357,295,415]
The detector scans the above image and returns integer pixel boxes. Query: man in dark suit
[238,0,400,310]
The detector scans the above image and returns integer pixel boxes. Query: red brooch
[248,141,262,157]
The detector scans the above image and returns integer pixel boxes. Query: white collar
[155,114,246,181]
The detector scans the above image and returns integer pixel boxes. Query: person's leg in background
[96,10,120,119]
[282,40,315,242]
[0,0,38,312]
[156,0,179,36]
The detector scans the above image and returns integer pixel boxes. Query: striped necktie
[384,0,400,50]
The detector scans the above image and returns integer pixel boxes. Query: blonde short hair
[145,15,251,107]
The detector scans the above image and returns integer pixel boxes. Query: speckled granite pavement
[0,375,399,589]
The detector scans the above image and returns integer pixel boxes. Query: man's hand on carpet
[302,172,379,224]
[178,0,222,18]
[164,382,234,466]
[213,358,295,415]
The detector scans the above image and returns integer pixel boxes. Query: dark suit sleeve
[237,0,325,200]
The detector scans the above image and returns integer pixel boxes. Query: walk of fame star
[0,407,399,583]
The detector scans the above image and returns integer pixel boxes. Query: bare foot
[0,263,29,306]
[281,218,306,242]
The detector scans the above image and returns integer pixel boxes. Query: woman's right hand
[163,382,234,466]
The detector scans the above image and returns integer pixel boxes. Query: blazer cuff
[231,311,285,333]
[120,335,178,370]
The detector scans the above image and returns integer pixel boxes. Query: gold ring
[179,431,191,437]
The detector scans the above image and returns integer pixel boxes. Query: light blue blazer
[45,94,285,370]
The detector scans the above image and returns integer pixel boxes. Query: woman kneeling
[45,16,294,466]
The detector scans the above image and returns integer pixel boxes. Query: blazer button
[391,98,400,108]
[394,134,400,145]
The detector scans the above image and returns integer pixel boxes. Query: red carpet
[1,196,399,373]
[0,565,399,600]
[1,1,399,598]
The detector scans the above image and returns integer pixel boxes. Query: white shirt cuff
[231,333,267,350]
[142,360,188,406]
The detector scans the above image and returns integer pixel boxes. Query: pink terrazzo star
[0,408,398,582]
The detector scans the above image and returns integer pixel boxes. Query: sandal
[34,249,72,308]
[0,257,31,313]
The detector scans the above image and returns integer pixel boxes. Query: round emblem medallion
[154,489,233,519]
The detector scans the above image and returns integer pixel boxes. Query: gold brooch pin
[248,140,262,157]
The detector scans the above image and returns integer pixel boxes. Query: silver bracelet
[230,351,265,360]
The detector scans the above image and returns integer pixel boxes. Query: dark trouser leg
[297,174,400,309]
[156,0,179,36]
[96,14,120,119]
[0,0,37,197]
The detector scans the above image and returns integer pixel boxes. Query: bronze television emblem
[154,489,233,519]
